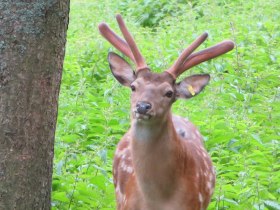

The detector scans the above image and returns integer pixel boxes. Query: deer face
[108,52,210,123]
[130,70,175,122]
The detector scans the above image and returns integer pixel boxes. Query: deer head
[99,14,234,124]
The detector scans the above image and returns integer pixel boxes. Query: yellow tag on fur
[187,85,195,96]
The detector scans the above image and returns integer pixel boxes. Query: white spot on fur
[203,159,209,171]
[120,161,133,174]
[116,184,121,193]
[207,181,212,191]
[116,148,128,158]
[191,133,196,139]
[210,187,214,195]
[120,161,126,171]
[212,166,216,175]
[209,174,214,182]
[123,196,127,205]
[199,146,205,151]
[197,148,203,156]
[126,166,133,173]
[199,192,203,203]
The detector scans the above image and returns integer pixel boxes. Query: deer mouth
[133,111,152,120]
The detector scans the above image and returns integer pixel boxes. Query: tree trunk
[0,1,69,209]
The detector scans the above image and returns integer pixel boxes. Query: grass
[52,0,280,209]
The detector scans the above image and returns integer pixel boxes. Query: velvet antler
[99,14,234,76]
[166,36,234,78]
[98,14,147,70]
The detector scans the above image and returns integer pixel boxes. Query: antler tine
[166,32,208,78]
[178,40,235,73]
[116,14,147,70]
[98,23,135,62]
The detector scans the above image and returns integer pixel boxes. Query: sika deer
[99,14,234,210]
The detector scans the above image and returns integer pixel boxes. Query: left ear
[175,74,210,99]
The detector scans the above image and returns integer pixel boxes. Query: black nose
[136,101,152,114]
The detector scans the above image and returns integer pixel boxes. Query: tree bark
[0,1,69,209]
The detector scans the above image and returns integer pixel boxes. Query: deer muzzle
[136,101,152,115]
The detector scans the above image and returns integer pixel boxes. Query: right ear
[108,52,136,87]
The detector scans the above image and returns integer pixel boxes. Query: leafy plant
[118,0,192,27]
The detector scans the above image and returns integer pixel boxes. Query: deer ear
[175,74,210,99]
[108,52,136,87]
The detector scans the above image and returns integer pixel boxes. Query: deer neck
[131,111,176,142]
[131,112,180,200]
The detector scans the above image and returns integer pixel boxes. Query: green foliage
[118,0,190,27]
[52,0,280,209]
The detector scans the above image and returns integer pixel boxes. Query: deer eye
[165,90,173,98]
[130,85,136,91]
